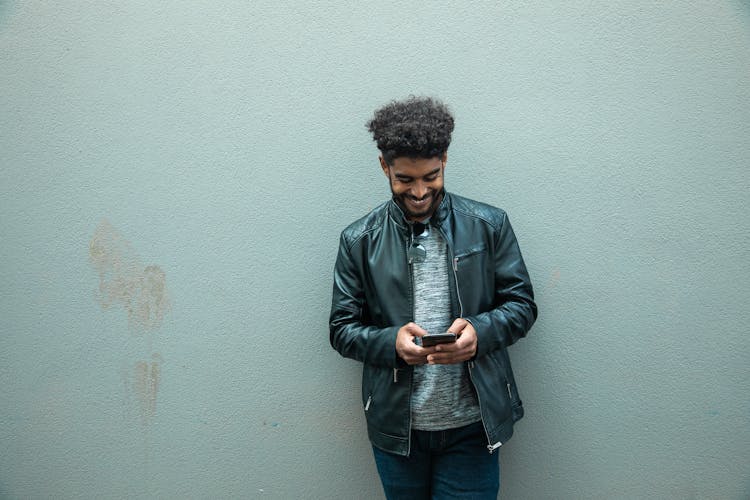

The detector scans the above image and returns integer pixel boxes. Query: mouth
[407,195,432,209]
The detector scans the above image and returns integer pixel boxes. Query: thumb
[406,322,428,337]
[448,318,468,334]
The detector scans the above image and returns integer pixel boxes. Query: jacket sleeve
[329,232,401,368]
[465,213,537,358]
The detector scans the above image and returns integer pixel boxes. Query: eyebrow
[396,168,442,180]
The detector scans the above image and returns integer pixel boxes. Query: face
[381,154,446,222]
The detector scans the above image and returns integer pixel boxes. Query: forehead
[389,156,443,177]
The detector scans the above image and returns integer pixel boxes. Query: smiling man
[330,96,537,499]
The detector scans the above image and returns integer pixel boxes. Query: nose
[412,181,428,199]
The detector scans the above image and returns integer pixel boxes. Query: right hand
[395,322,436,365]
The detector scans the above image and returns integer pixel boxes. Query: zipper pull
[393,368,399,383]
[453,257,459,271]
[507,383,513,399]
[487,441,502,453]
[365,395,372,411]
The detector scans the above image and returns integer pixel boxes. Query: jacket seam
[343,221,383,251]
[451,205,506,232]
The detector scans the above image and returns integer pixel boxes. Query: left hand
[426,318,477,365]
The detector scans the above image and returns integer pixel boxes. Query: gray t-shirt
[411,225,481,430]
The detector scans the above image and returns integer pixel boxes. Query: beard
[392,188,444,221]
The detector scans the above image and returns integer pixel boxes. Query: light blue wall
[2,1,749,498]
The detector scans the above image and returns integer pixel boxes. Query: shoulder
[339,200,390,250]
[448,193,508,231]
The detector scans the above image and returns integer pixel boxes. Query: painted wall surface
[1,1,749,498]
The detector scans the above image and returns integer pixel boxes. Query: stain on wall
[546,269,561,291]
[90,220,168,426]
[89,219,170,331]
[134,353,162,424]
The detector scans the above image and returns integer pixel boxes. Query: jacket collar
[387,190,451,230]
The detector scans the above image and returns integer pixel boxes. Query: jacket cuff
[464,315,495,359]
[372,326,401,368]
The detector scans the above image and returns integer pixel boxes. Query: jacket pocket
[471,354,513,426]
[495,349,525,422]
[454,243,487,262]
[361,364,407,431]
[453,243,492,313]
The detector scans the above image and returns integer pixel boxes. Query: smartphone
[421,333,457,347]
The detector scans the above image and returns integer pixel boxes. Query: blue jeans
[372,421,500,499]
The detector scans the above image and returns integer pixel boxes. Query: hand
[395,322,436,365]
[426,318,477,365]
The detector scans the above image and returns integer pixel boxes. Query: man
[330,96,537,499]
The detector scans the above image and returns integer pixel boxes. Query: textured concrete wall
[1,1,749,498]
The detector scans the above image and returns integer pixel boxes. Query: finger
[427,347,469,364]
[405,348,435,365]
[453,337,477,359]
[447,318,468,335]
[402,344,436,359]
[454,334,472,348]
[434,341,460,352]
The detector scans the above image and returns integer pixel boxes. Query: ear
[379,156,390,177]
[441,152,448,168]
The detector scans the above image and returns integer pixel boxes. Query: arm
[329,232,402,368]
[465,213,537,358]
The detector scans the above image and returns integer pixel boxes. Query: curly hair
[367,96,455,165]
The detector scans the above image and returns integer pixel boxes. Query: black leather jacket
[330,192,537,456]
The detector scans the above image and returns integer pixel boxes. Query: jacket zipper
[448,236,499,453]
[451,255,464,317]
[394,232,416,389]
[466,360,501,453]
[405,232,415,456]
